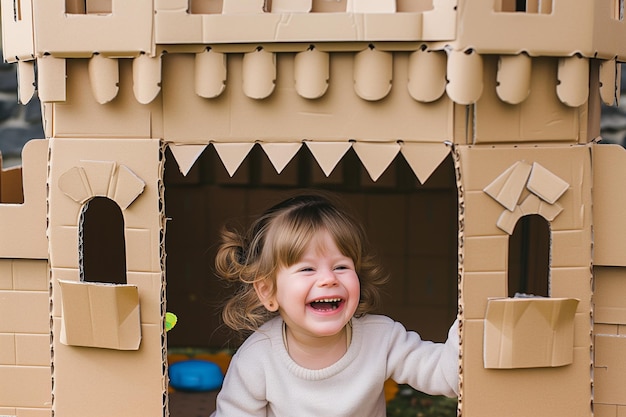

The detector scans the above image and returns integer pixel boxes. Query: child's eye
[299,267,314,272]
[334,265,349,270]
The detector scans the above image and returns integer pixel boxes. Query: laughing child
[211,193,459,416]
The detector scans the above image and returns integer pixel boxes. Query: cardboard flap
[195,49,227,99]
[557,56,589,108]
[113,165,146,210]
[59,280,141,350]
[526,162,569,204]
[294,48,329,99]
[347,0,396,13]
[496,54,531,105]
[446,49,483,105]
[88,55,120,104]
[592,144,626,266]
[17,61,35,105]
[37,55,67,103]
[82,160,116,197]
[354,48,392,101]
[400,142,451,185]
[484,297,579,369]
[213,142,256,177]
[242,49,276,99]
[407,49,447,103]
[353,142,400,182]
[133,54,162,105]
[599,58,618,107]
[168,144,208,176]
[304,141,352,177]
[260,142,302,174]
[483,161,532,212]
[222,0,265,14]
[58,166,92,204]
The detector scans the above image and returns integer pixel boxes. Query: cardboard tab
[353,142,400,182]
[496,54,531,105]
[407,49,447,103]
[213,142,255,177]
[346,0,396,13]
[82,160,116,197]
[305,141,352,177]
[58,166,91,204]
[446,49,483,105]
[242,49,276,100]
[59,280,141,351]
[599,58,618,106]
[557,56,589,107]
[222,0,265,13]
[294,48,329,99]
[484,297,579,369]
[526,162,569,204]
[260,142,302,174]
[483,161,532,212]
[133,54,162,105]
[195,49,227,99]
[88,54,119,104]
[112,165,146,210]
[168,144,208,176]
[17,60,35,105]
[37,55,67,103]
[400,142,451,185]
[354,48,392,101]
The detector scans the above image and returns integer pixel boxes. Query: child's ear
[254,279,279,312]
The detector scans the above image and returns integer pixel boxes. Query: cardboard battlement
[2,1,626,417]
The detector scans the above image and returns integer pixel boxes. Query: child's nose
[317,269,339,286]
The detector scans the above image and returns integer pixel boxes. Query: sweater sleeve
[212,348,269,417]
[386,318,459,398]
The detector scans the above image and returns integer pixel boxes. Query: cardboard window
[507,214,550,298]
[80,197,127,285]
[189,0,224,14]
[497,0,552,13]
[311,0,346,12]
[65,0,112,14]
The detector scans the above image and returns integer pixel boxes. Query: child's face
[272,230,360,339]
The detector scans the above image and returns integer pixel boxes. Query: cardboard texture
[2,1,626,416]
[484,297,579,369]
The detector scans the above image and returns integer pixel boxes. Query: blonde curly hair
[215,193,388,335]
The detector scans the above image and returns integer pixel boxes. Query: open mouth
[309,298,344,311]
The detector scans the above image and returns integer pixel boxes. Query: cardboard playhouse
[3,0,626,416]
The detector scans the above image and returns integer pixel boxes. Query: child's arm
[386,319,459,397]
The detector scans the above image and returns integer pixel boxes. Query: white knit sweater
[212,314,459,417]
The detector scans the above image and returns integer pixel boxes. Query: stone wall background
[0,56,623,167]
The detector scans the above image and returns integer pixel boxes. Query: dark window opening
[163,145,458,348]
[80,197,127,285]
[188,0,223,14]
[498,0,552,13]
[65,0,112,14]
[311,0,347,12]
[507,214,550,297]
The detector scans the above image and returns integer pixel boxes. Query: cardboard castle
[2,0,626,416]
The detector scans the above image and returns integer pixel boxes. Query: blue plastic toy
[169,359,224,392]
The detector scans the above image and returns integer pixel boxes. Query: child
[211,193,459,416]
